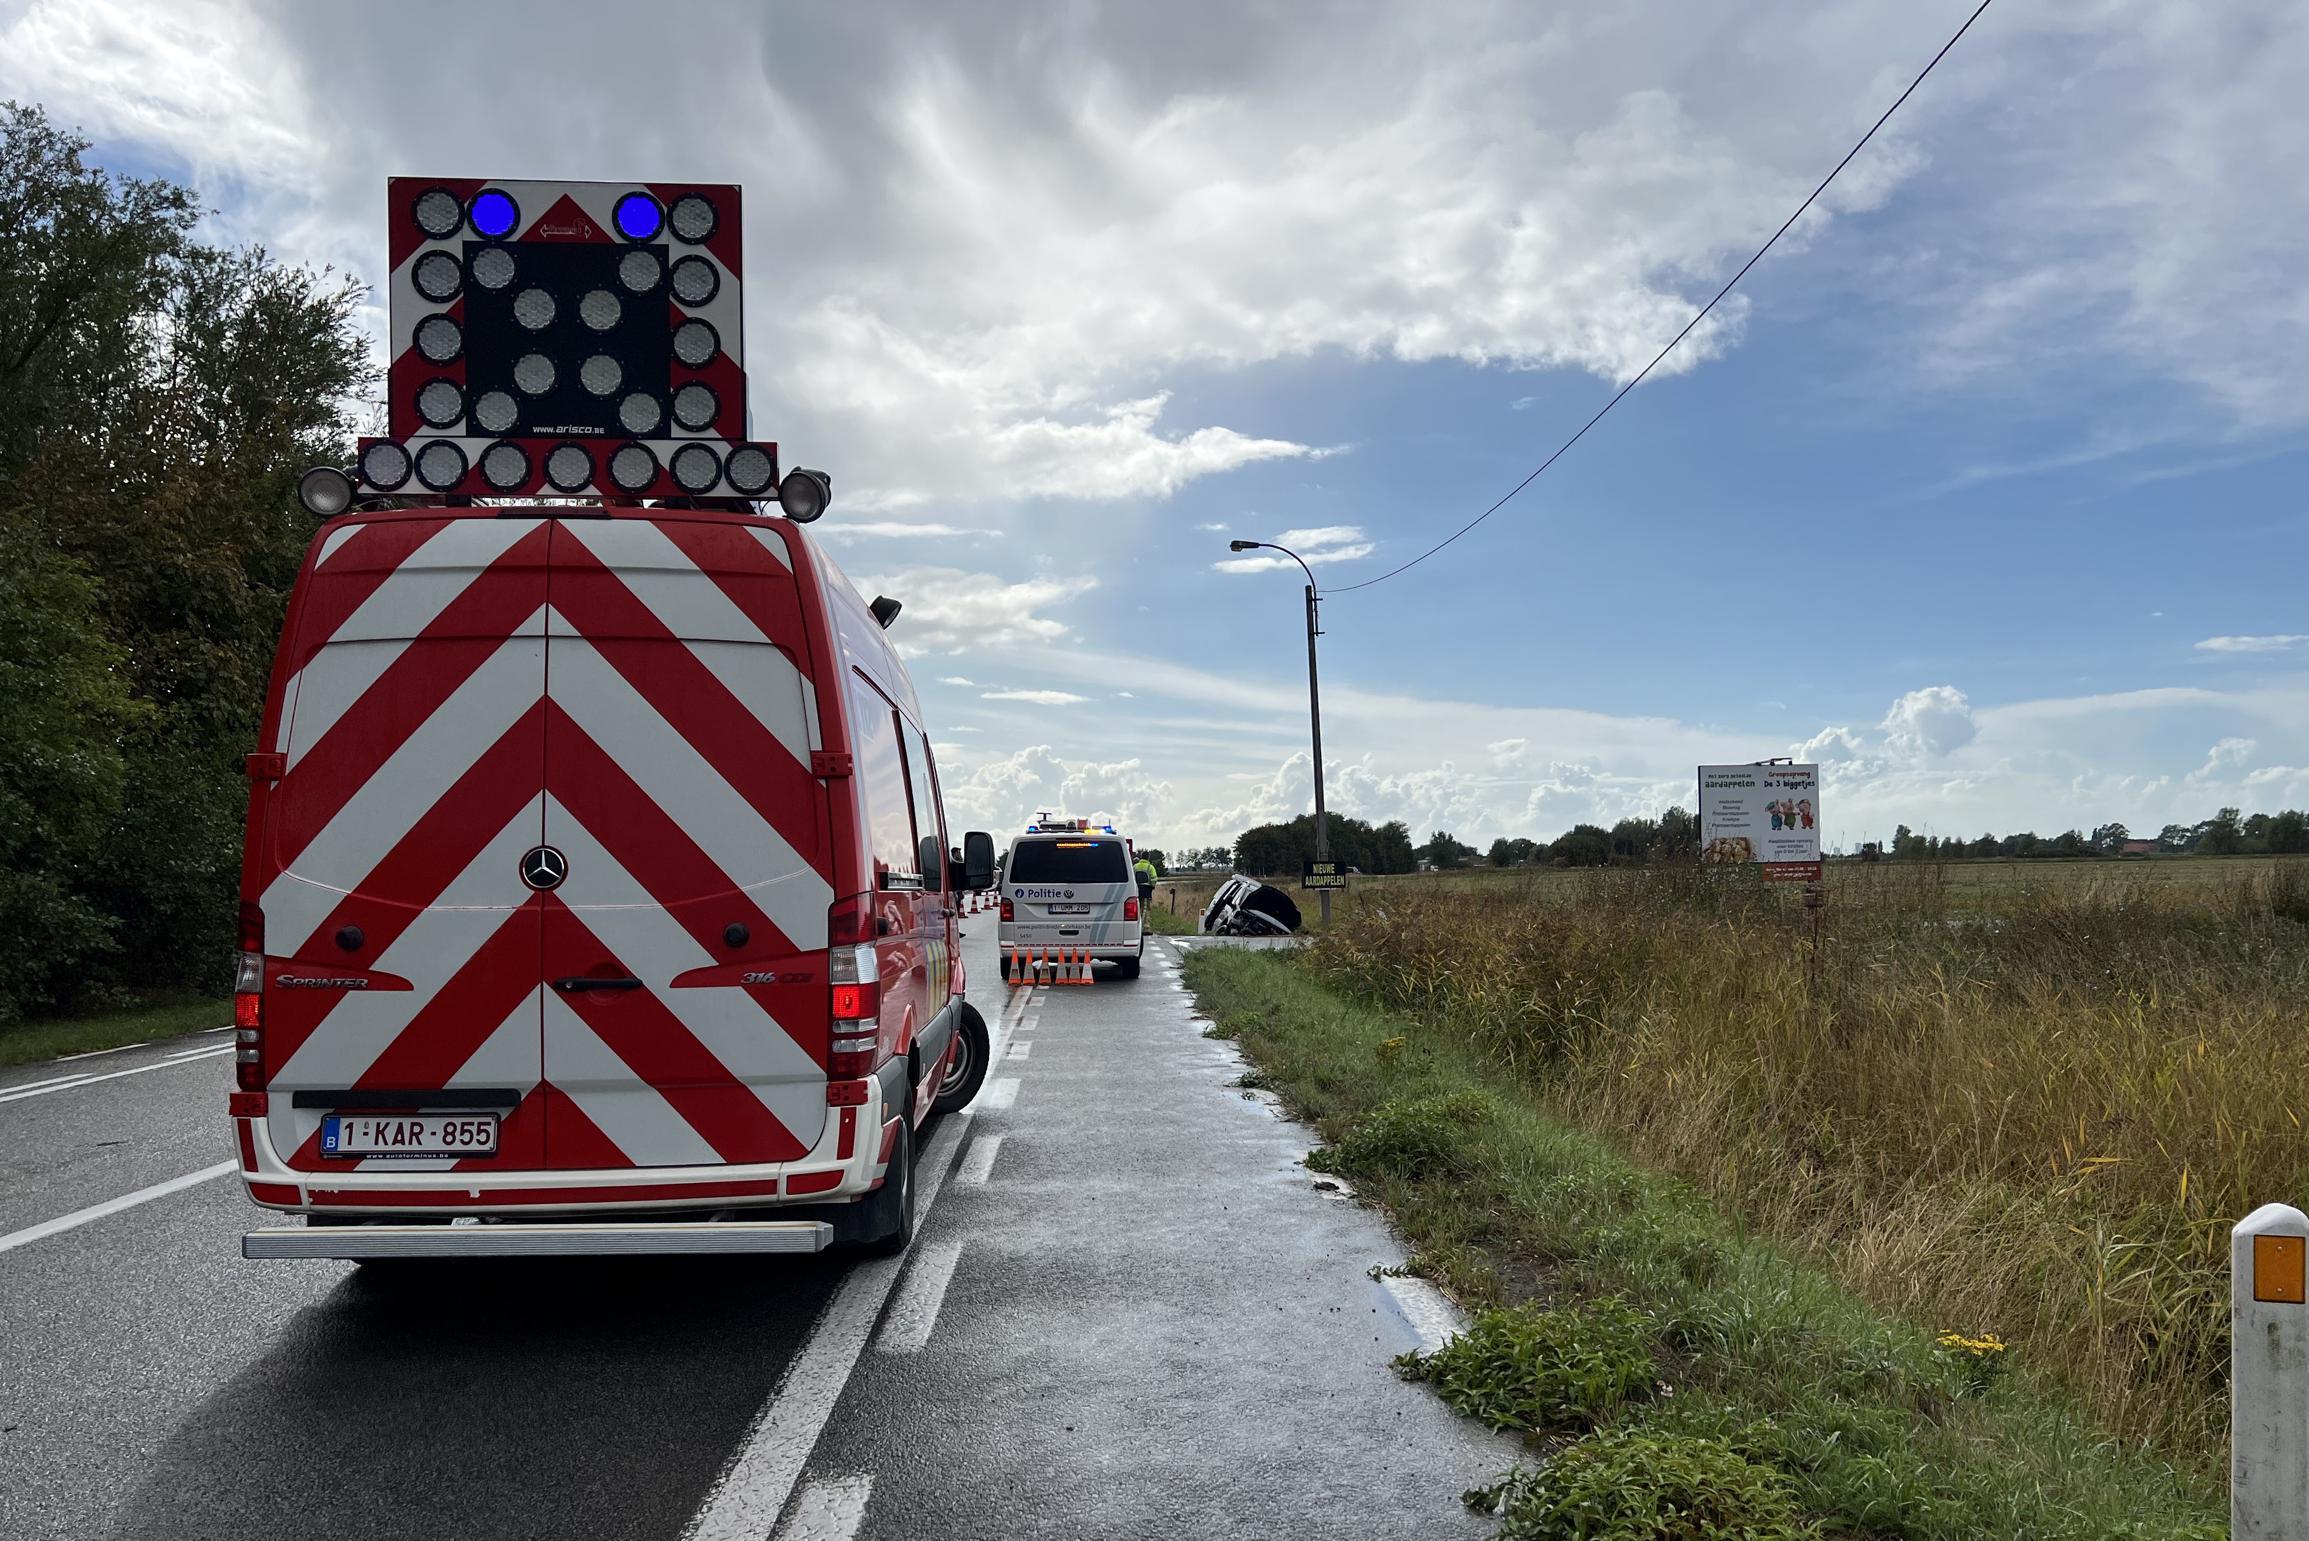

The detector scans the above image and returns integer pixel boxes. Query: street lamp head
[1228,539,1258,552]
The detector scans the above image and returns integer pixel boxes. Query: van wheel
[1110,954,1141,980]
[932,1002,989,1115]
[857,1116,916,1256]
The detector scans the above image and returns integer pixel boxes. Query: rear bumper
[998,929,1143,957]
[242,1219,833,1259]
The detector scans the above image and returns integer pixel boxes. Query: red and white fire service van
[230,503,996,1259]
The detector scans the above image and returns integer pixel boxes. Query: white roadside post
[2234,1202,2309,1539]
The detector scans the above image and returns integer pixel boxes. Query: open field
[1258,854,2309,1476]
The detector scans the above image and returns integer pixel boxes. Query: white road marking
[681,1113,973,1541]
[53,1040,152,1061]
[981,1077,1020,1111]
[0,1161,237,1256]
[955,1133,1003,1187]
[770,1474,873,1541]
[1380,1274,1466,1356]
[875,1238,965,1354]
[1005,1040,1032,1061]
[0,1046,232,1105]
[168,1044,223,1059]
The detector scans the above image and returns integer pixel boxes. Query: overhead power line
[1330,0,1996,595]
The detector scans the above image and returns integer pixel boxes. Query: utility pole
[1304,579,1330,929]
[1228,539,1332,928]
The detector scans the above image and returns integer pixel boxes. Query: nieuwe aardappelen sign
[1697,764,1822,882]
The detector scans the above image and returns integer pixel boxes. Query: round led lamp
[579,289,621,332]
[480,441,530,492]
[413,315,463,364]
[413,250,462,302]
[613,191,664,242]
[669,194,718,244]
[672,318,719,368]
[415,379,464,428]
[469,188,520,239]
[471,246,517,291]
[617,248,663,294]
[546,443,594,492]
[359,441,413,491]
[473,390,519,435]
[415,440,468,492]
[413,187,463,238]
[726,445,776,497]
[671,442,721,493]
[618,392,663,434]
[670,255,719,306]
[672,382,718,431]
[608,442,658,494]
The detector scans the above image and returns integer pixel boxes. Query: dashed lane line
[769,1474,874,1541]
[681,1111,975,1541]
[982,1077,1020,1111]
[874,1238,965,1355]
[0,1161,237,1257]
[955,1133,1003,1187]
[1006,1040,1032,1061]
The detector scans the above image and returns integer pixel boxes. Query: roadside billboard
[1697,763,1821,881]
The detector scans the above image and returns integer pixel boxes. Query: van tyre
[856,1116,916,1256]
[931,1002,989,1116]
[1110,951,1141,980]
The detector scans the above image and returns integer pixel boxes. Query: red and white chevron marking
[256,513,834,1175]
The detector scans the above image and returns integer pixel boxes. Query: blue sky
[7,0,2303,850]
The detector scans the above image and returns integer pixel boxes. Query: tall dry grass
[1305,858,2309,1469]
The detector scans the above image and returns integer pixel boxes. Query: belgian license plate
[320,1113,499,1160]
[1046,903,1090,915]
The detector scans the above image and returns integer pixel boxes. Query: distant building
[2119,839,2161,856]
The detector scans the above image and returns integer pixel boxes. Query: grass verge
[1182,945,2224,1541]
[0,994,229,1068]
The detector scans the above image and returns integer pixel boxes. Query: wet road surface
[1,920,1511,1540]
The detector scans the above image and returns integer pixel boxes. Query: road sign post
[2234,1202,2309,1538]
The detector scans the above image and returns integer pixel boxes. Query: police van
[998,820,1145,979]
[230,176,996,1261]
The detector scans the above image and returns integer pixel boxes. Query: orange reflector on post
[2256,1234,2307,1303]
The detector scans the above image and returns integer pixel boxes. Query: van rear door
[537,516,835,1168]
[1008,836,1135,948]
[260,517,552,1173]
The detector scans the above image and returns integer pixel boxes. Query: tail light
[999,897,1014,921]
[827,894,882,1078]
[1123,896,1140,921]
[234,901,264,1092]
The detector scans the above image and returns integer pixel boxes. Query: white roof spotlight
[777,467,832,523]
[298,464,356,518]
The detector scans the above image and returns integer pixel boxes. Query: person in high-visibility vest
[1134,853,1157,909]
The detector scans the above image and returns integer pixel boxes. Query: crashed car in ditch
[1200,875,1303,935]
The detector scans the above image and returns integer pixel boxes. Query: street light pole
[1229,539,1332,928]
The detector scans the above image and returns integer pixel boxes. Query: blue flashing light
[470,189,518,239]
[614,191,663,241]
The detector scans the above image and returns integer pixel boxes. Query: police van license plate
[320,1113,499,1159]
[1047,904,1090,915]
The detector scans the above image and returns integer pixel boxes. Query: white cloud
[1879,685,1977,760]
[941,744,1173,837]
[2197,635,2309,654]
[936,675,976,686]
[818,521,1003,540]
[2191,736,2259,780]
[982,688,1091,706]
[846,567,1096,655]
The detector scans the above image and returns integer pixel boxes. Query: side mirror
[962,830,997,891]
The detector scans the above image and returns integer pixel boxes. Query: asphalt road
[1,920,1512,1541]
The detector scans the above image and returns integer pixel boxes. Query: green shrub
[1311,1091,1497,1183]
[1470,1428,1812,1540]
[1399,1297,1655,1433]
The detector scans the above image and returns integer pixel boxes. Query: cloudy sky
[8,0,2305,850]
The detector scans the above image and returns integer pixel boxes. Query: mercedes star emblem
[519,845,568,891]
